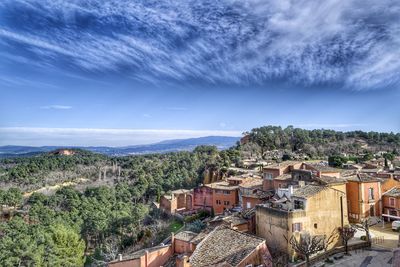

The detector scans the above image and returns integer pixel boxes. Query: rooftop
[274,173,292,181]
[206,181,239,190]
[171,189,192,194]
[113,245,171,262]
[316,175,346,185]
[292,184,327,199]
[175,231,200,242]
[238,177,263,188]
[189,226,265,267]
[383,187,400,198]
[304,162,340,172]
[263,161,301,170]
[345,173,382,183]
[360,168,383,173]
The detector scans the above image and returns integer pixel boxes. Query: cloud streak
[40,105,73,110]
[0,127,242,146]
[0,0,399,89]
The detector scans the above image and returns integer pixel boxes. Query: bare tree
[92,237,120,266]
[338,226,356,255]
[353,217,380,244]
[289,232,326,266]
[265,242,289,267]
[323,228,339,252]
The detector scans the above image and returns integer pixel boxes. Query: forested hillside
[0,146,240,266]
[243,126,400,160]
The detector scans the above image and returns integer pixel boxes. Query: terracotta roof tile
[384,187,400,197]
[189,226,264,267]
[292,185,327,199]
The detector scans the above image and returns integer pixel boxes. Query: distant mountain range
[0,136,240,158]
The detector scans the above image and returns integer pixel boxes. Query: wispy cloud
[142,113,152,118]
[0,127,242,146]
[40,105,72,110]
[0,0,399,89]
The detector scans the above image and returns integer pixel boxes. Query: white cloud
[40,105,73,110]
[0,127,242,146]
[0,0,399,89]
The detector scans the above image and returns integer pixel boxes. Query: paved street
[370,222,400,250]
[312,223,399,267]
[325,248,393,267]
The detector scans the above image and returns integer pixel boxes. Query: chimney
[118,254,123,261]
[289,185,294,196]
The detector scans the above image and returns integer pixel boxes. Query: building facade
[256,183,348,259]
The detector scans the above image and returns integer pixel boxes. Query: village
[109,154,400,267]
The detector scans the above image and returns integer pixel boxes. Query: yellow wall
[256,184,348,259]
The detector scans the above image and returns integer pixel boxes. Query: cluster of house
[109,159,400,267]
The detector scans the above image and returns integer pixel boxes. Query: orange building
[262,161,301,191]
[301,162,341,178]
[192,186,213,212]
[206,181,239,214]
[159,189,193,214]
[376,173,400,192]
[108,245,173,267]
[109,227,271,267]
[239,178,271,210]
[346,174,382,222]
[382,187,400,220]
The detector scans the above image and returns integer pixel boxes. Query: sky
[0,0,399,146]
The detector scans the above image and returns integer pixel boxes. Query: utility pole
[340,196,344,228]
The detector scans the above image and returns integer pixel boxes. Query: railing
[371,236,385,245]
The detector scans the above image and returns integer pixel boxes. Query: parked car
[391,220,400,231]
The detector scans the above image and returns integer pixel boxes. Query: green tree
[45,224,86,267]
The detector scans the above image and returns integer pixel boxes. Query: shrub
[187,220,206,233]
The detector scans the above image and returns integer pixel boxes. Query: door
[369,205,375,217]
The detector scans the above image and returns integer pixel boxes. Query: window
[216,200,221,205]
[292,223,302,232]
[224,201,230,205]
[247,202,251,209]
[368,188,374,200]
[294,200,304,210]
[314,223,318,229]
[390,197,396,207]
[264,173,273,180]
[224,190,231,195]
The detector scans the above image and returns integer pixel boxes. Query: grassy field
[169,220,183,233]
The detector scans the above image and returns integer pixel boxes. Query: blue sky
[0,0,399,146]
